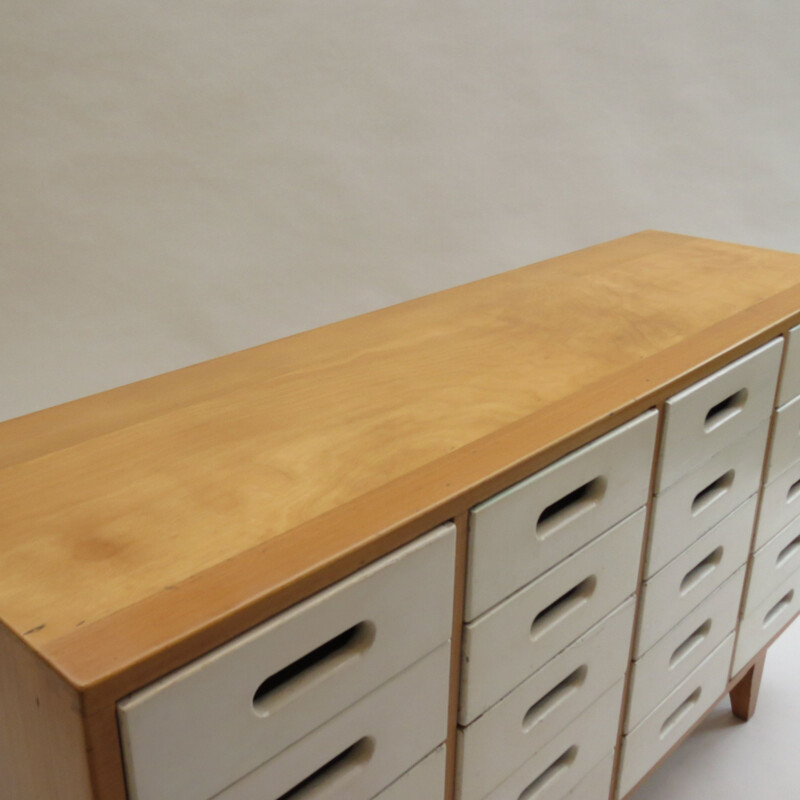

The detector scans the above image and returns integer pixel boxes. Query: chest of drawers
[2,230,800,800]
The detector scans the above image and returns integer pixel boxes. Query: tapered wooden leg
[729,650,767,721]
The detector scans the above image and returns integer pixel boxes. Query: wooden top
[4,230,800,703]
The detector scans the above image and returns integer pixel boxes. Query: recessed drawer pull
[276,737,375,800]
[777,534,800,567]
[692,471,734,516]
[764,591,794,628]
[660,688,701,739]
[669,620,712,670]
[787,478,800,504]
[253,622,376,715]
[517,746,577,800]
[521,666,588,732]
[704,389,748,432]
[680,547,723,595]
[530,577,597,640]
[536,478,607,539]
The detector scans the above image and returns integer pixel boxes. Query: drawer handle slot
[536,478,607,539]
[704,389,748,432]
[787,478,800,504]
[253,622,375,715]
[692,471,734,516]
[660,688,701,739]
[530,577,597,640]
[764,590,794,628]
[517,746,577,800]
[277,737,375,800]
[777,534,800,567]
[680,547,723,595]
[522,665,588,731]
[669,620,712,669]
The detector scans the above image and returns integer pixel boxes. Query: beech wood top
[4,230,800,699]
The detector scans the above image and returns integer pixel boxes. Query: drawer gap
[704,389,748,432]
[536,479,606,539]
[669,620,712,670]
[660,688,701,739]
[521,665,588,732]
[530,577,597,640]
[253,622,375,715]
[276,737,375,800]
[692,471,734,516]
[764,591,794,627]
[680,547,723,595]
[517,746,577,800]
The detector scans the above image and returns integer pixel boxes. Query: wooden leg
[729,650,767,721]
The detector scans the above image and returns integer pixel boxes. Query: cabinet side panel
[0,624,94,800]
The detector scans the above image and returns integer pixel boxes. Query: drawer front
[636,498,754,656]
[745,515,800,614]
[733,568,800,674]
[466,411,657,620]
[647,423,767,577]
[118,525,456,800]
[778,324,800,407]
[755,459,800,550]
[482,680,623,800]
[564,751,615,800]
[374,745,446,800]
[625,568,744,731]
[656,339,782,492]
[618,635,735,798]
[766,395,800,482]
[461,511,645,722]
[457,600,634,799]
[213,645,450,800]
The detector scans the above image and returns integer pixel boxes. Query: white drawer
[755,458,800,550]
[618,635,735,798]
[766,395,800,482]
[656,339,782,492]
[211,644,450,800]
[564,751,615,800]
[457,600,634,800]
[466,411,657,620]
[745,515,800,614]
[374,745,446,800]
[625,568,744,732]
[647,424,767,576]
[461,510,645,722]
[778,324,800,406]
[481,680,623,800]
[636,498,754,656]
[118,525,456,800]
[733,568,800,674]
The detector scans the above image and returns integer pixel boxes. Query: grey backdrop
[2,5,800,799]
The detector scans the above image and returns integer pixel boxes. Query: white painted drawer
[647,424,767,576]
[457,600,633,800]
[373,745,446,800]
[766,395,800,482]
[564,751,615,800]
[482,680,623,800]
[618,635,734,798]
[118,525,456,800]
[636,498,754,656]
[466,411,657,620]
[461,510,645,722]
[733,568,800,674]
[625,568,744,732]
[656,339,782,492]
[755,458,800,550]
[212,644,450,800]
[745,515,800,614]
[778,323,800,406]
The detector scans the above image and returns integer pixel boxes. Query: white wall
[3,2,800,420]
